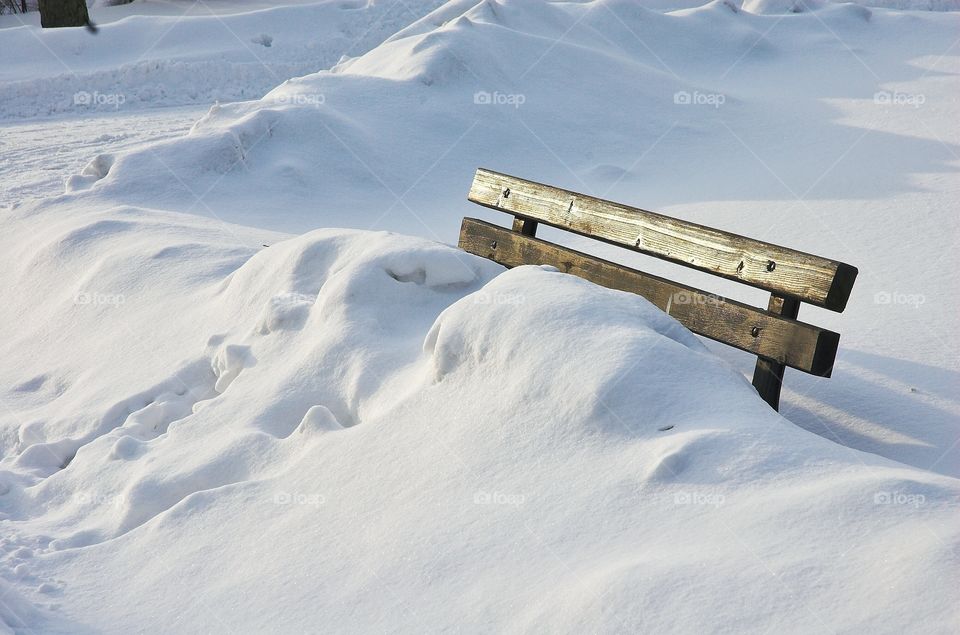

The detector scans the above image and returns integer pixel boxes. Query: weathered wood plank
[752,294,802,410]
[459,218,840,376]
[468,169,858,311]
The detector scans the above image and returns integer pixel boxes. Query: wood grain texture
[468,168,858,311]
[460,218,840,376]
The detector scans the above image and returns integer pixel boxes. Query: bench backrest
[459,168,858,411]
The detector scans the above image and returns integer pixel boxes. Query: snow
[3,224,958,632]
[1,0,959,632]
[0,0,449,118]
[0,106,203,207]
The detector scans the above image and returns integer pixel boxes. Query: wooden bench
[458,168,858,411]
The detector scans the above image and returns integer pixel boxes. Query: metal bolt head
[751,326,761,338]
[766,260,776,272]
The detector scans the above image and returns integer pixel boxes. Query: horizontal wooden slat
[468,169,858,312]
[459,218,840,377]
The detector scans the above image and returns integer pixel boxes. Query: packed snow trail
[0,0,450,119]
[0,106,204,209]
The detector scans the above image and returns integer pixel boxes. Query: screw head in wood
[502,187,510,198]
[751,326,761,338]
[766,260,776,272]
[490,240,497,249]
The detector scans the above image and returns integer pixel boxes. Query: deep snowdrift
[33,0,960,476]
[2,0,959,632]
[1,207,957,632]
[59,0,959,231]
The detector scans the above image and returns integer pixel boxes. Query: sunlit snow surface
[1,0,958,632]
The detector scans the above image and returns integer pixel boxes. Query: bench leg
[752,294,800,411]
[512,216,538,236]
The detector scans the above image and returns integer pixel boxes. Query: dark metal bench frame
[458,168,858,411]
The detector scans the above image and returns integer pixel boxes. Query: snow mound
[52,0,767,231]
[33,0,958,480]
[1,214,957,632]
[742,0,960,10]
[54,0,959,241]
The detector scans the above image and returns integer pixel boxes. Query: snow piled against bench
[2,0,959,631]
[0,208,957,632]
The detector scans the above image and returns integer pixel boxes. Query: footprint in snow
[252,33,273,47]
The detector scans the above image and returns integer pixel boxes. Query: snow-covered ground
[0,106,204,207]
[1,0,958,632]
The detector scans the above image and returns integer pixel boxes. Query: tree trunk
[38,0,90,28]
